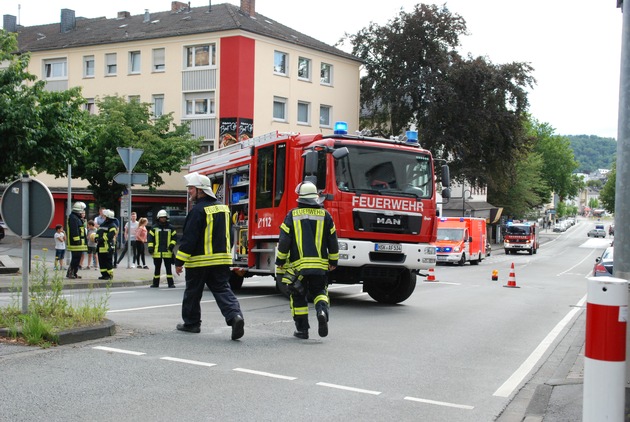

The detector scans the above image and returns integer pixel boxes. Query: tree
[599,162,616,213]
[73,96,201,209]
[0,30,87,183]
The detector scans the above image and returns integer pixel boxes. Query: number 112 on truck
[188,122,450,304]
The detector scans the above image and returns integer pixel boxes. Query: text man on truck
[435,217,487,266]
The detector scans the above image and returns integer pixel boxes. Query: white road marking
[161,357,217,367]
[233,368,297,380]
[107,294,271,313]
[493,295,586,397]
[93,346,145,356]
[316,382,381,395]
[404,396,474,410]
[556,249,598,276]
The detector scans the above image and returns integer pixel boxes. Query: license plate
[437,255,447,261]
[375,243,402,252]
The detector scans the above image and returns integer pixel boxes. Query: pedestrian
[275,182,339,339]
[117,211,139,267]
[53,224,66,270]
[174,172,244,340]
[135,217,149,269]
[94,207,106,227]
[93,209,117,280]
[148,209,177,288]
[66,201,87,279]
[86,220,98,270]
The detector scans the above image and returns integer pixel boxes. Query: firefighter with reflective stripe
[66,201,87,279]
[147,210,177,288]
[93,209,117,280]
[276,182,339,339]
[174,172,245,340]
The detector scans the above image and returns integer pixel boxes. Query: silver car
[593,247,613,276]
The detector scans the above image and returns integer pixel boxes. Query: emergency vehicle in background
[503,221,539,255]
[188,122,450,304]
[435,217,487,265]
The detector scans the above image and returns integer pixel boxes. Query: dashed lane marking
[404,396,474,410]
[92,346,146,356]
[316,382,381,395]
[161,357,217,367]
[233,368,297,380]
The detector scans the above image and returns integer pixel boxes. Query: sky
[1,0,624,139]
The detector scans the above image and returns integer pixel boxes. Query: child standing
[54,224,66,270]
[86,220,98,270]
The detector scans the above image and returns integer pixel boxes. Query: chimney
[143,9,150,23]
[117,11,131,19]
[171,1,188,12]
[3,14,17,33]
[240,0,255,17]
[60,8,75,33]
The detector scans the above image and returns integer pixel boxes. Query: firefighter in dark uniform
[276,182,339,339]
[93,209,117,280]
[66,201,87,279]
[147,210,177,288]
[174,172,245,340]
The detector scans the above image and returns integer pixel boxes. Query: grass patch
[0,251,110,347]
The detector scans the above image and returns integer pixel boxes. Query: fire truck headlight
[454,247,461,252]
[525,240,531,245]
[338,242,348,250]
[504,239,510,244]
[423,246,436,255]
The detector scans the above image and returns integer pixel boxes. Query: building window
[84,98,95,115]
[83,56,95,78]
[129,51,141,74]
[297,101,310,125]
[43,58,67,80]
[186,44,215,68]
[152,95,164,117]
[298,57,311,80]
[184,93,215,116]
[321,62,333,85]
[320,105,332,127]
[152,48,165,72]
[105,53,117,76]
[128,95,140,103]
[273,96,287,121]
[274,51,288,75]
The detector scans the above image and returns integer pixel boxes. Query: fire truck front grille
[353,211,421,235]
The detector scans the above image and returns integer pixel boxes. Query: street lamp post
[462,185,473,217]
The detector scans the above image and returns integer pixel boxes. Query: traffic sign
[0,177,54,237]
[114,172,149,185]
[117,147,144,172]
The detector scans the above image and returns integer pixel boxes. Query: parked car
[587,228,607,238]
[593,246,614,276]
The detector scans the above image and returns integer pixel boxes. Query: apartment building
[2,0,362,231]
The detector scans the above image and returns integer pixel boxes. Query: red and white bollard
[583,276,628,422]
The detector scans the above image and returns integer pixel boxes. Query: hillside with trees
[567,135,616,173]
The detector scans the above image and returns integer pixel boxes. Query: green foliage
[567,135,616,173]
[73,96,201,208]
[588,198,599,209]
[556,202,567,219]
[0,29,88,183]
[599,162,616,213]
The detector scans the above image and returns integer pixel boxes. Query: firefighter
[276,181,339,339]
[148,209,177,288]
[93,209,117,280]
[66,201,87,279]
[174,172,245,340]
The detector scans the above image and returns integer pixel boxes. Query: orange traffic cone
[426,267,437,282]
[491,269,499,281]
[504,263,520,288]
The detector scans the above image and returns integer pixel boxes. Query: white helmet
[296,182,319,205]
[72,201,86,212]
[157,209,168,218]
[103,209,115,219]
[184,172,216,198]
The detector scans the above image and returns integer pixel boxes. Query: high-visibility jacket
[147,222,177,258]
[175,196,231,268]
[275,204,339,275]
[66,211,87,252]
[95,219,117,253]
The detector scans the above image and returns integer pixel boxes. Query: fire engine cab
[503,221,539,255]
[188,122,450,304]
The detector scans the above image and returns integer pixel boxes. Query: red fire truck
[188,123,450,303]
[435,217,487,265]
[503,221,539,255]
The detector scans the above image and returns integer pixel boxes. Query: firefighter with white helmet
[66,201,87,279]
[276,181,339,339]
[147,209,177,287]
[174,172,245,340]
[94,209,117,280]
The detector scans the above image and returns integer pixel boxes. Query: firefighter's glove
[168,244,175,253]
[281,269,305,296]
[148,248,154,255]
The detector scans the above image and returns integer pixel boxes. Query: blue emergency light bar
[406,131,418,143]
[334,121,348,135]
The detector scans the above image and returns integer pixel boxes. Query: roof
[13,3,360,63]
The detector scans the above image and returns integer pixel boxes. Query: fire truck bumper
[337,239,436,270]
[436,253,463,263]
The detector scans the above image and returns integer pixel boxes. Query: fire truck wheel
[229,272,244,290]
[458,254,466,266]
[365,270,416,304]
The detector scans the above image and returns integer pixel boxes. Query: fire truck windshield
[506,225,531,235]
[334,145,433,199]
[437,228,464,241]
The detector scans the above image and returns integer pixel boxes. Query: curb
[0,318,116,346]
